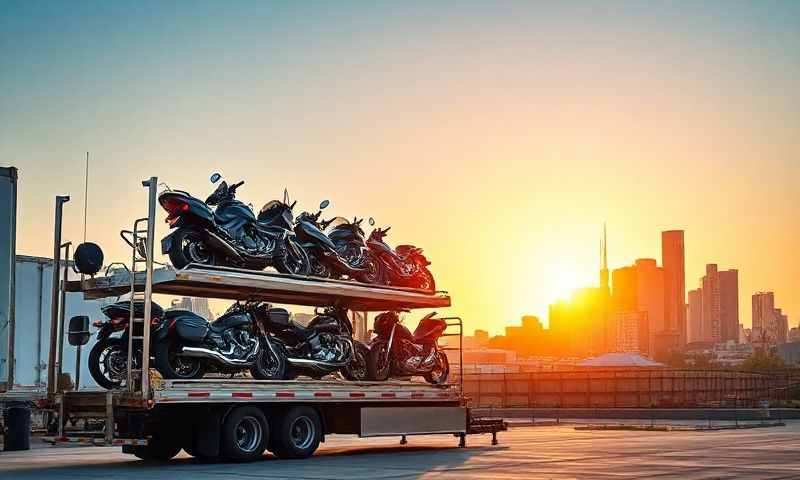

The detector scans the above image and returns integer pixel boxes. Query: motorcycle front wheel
[169,229,215,270]
[274,238,310,276]
[424,351,449,385]
[250,339,288,380]
[153,339,206,380]
[341,341,370,381]
[366,341,391,381]
[355,251,385,285]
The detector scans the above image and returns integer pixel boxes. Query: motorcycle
[323,216,383,284]
[260,305,369,380]
[87,300,165,390]
[294,200,380,283]
[366,310,449,384]
[152,301,286,380]
[158,173,309,275]
[366,218,435,292]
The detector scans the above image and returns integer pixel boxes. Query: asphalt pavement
[2,422,799,479]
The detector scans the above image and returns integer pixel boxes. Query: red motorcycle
[366,218,435,292]
[366,311,449,384]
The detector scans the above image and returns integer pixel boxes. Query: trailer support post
[140,177,157,400]
[47,195,69,396]
[105,390,114,445]
[55,242,70,388]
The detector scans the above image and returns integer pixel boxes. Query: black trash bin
[3,401,31,451]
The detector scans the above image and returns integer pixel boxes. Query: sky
[2,1,798,335]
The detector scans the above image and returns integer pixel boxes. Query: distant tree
[739,352,788,374]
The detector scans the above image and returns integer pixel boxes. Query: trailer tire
[221,406,269,462]
[270,406,321,459]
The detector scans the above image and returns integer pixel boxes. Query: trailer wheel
[366,341,391,381]
[270,406,321,459]
[221,406,269,462]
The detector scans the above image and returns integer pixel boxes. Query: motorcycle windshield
[258,201,293,230]
[325,217,350,232]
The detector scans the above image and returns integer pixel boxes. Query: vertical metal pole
[74,345,82,391]
[56,242,71,389]
[6,167,17,389]
[47,195,69,395]
[140,177,157,399]
[105,390,114,445]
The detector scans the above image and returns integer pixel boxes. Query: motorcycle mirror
[210,172,222,183]
[368,217,375,226]
[320,200,330,210]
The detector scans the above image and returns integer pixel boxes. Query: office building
[687,288,702,343]
[752,292,789,347]
[661,230,686,347]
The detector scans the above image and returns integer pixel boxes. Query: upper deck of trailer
[65,265,451,311]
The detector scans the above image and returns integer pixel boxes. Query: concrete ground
[2,422,799,479]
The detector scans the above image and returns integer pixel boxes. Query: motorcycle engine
[399,340,436,372]
[221,329,257,360]
[309,333,350,363]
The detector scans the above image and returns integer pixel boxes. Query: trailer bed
[66,265,451,311]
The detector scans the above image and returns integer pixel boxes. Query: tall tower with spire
[599,222,609,290]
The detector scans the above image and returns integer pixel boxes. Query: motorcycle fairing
[214,199,256,241]
[158,191,215,227]
[257,201,294,230]
[307,314,341,334]
[412,313,446,343]
[295,220,338,252]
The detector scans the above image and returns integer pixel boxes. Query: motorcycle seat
[209,312,251,333]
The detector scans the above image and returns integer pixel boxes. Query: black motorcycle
[158,173,309,275]
[323,216,383,284]
[88,300,165,389]
[152,302,286,380]
[366,311,449,384]
[366,218,435,292]
[260,305,369,381]
[293,200,379,283]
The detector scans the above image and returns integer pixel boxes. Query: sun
[544,261,584,302]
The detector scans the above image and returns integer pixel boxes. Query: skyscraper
[701,264,721,342]
[752,292,789,347]
[687,288,702,343]
[600,223,609,290]
[718,269,739,342]
[611,258,664,357]
[661,230,686,347]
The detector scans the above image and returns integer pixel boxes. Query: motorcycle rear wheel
[169,229,214,270]
[355,251,385,285]
[88,337,130,390]
[274,238,310,276]
[424,351,449,385]
[341,342,370,381]
[154,339,206,380]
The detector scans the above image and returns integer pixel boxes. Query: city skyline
[2,2,798,336]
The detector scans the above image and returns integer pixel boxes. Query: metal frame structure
[3,176,508,454]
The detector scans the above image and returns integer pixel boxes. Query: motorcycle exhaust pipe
[180,343,258,367]
[287,358,350,368]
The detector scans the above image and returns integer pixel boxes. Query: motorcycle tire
[355,251,385,285]
[274,238,310,276]
[250,340,288,380]
[424,351,450,385]
[154,339,206,380]
[341,341,370,381]
[168,228,215,270]
[88,337,128,390]
[366,341,391,381]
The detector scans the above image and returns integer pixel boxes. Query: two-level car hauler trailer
[0,176,504,460]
